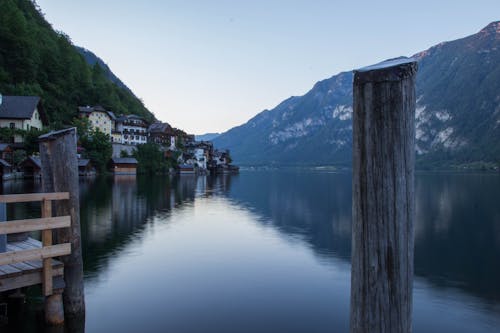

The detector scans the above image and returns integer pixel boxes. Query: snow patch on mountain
[332,105,352,120]
[435,110,451,121]
[269,118,324,144]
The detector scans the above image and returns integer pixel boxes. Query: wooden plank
[13,241,34,250]
[10,261,38,273]
[0,192,69,203]
[23,259,43,269]
[42,199,53,296]
[0,264,21,276]
[0,259,62,279]
[0,266,64,292]
[0,216,71,235]
[0,243,71,266]
[24,238,42,247]
[6,244,24,253]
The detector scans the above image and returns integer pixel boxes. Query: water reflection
[2,171,499,333]
[76,170,500,308]
[227,170,500,304]
[414,173,500,303]
[79,174,235,280]
[226,170,352,260]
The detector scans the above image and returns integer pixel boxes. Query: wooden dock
[0,192,72,325]
[0,238,65,293]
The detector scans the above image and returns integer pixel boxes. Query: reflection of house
[0,94,47,143]
[19,156,42,179]
[78,159,95,176]
[110,157,138,175]
[0,159,13,180]
[179,164,195,174]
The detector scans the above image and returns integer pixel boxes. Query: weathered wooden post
[350,58,417,333]
[39,128,85,321]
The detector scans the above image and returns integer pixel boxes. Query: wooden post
[42,199,53,296]
[39,128,85,320]
[0,202,5,252]
[350,58,417,333]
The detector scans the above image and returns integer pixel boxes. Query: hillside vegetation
[0,0,155,128]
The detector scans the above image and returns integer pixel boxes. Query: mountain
[213,22,500,168]
[195,133,220,142]
[0,0,155,127]
[75,46,134,96]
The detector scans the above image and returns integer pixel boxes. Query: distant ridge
[195,133,220,142]
[213,22,500,169]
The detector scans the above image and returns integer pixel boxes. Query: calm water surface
[5,170,500,332]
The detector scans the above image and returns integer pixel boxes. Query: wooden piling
[44,292,64,325]
[350,58,417,333]
[39,128,85,321]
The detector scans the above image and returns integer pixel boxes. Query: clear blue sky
[36,0,499,134]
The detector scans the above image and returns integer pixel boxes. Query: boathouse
[110,157,138,175]
[19,156,42,179]
[78,159,95,176]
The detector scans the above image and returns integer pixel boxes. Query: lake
[4,170,500,332]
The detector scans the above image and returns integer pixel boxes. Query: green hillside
[0,0,155,127]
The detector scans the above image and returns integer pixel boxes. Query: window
[9,123,15,129]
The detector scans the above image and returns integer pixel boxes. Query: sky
[36,0,499,134]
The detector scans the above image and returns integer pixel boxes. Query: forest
[0,0,156,128]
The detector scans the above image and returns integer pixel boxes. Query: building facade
[0,94,46,143]
[78,105,114,136]
[119,115,148,145]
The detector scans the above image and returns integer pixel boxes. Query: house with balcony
[118,115,148,145]
[148,122,176,149]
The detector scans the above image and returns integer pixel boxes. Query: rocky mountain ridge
[213,22,500,168]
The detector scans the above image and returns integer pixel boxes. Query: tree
[80,129,112,173]
[72,116,91,139]
[12,149,26,167]
[0,0,156,127]
[133,143,166,174]
[23,127,48,155]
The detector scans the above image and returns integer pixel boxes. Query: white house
[78,105,115,138]
[118,115,148,145]
[0,94,46,143]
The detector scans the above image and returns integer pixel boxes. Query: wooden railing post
[39,128,85,321]
[42,199,53,296]
[350,58,417,333]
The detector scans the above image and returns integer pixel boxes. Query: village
[0,93,238,180]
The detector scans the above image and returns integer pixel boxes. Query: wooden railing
[0,192,72,296]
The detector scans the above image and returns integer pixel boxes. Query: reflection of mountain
[226,170,352,260]
[414,173,500,303]
[79,175,233,279]
[226,171,500,304]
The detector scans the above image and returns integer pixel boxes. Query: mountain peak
[479,21,500,37]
